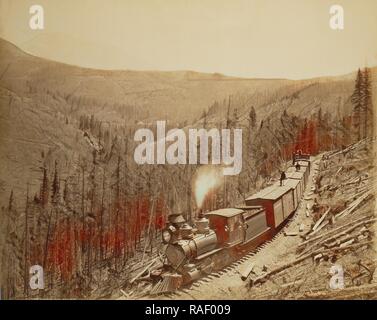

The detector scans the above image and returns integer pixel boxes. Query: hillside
[0,37,367,206]
[0,37,375,299]
[0,38,290,123]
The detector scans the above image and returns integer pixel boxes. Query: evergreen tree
[233,107,239,123]
[351,69,363,140]
[8,190,14,211]
[317,107,322,123]
[201,109,208,128]
[63,179,69,203]
[249,106,257,129]
[361,68,373,138]
[226,95,231,128]
[39,168,49,208]
[51,160,60,205]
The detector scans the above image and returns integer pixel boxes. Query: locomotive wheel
[200,257,215,275]
[211,249,233,270]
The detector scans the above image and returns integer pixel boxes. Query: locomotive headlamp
[162,225,176,244]
[162,229,171,243]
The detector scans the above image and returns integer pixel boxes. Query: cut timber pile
[150,274,183,295]
[297,216,375,257]
[250,240,373,287]
[326,138,369,159]
[129,258,158,284]
[303,283,377,299]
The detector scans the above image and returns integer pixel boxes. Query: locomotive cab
[205,208,245,247]
[205,207,269,247]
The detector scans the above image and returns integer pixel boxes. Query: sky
[0,0,376,79]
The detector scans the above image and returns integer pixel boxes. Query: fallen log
[239,263,255,281]
[313,253,324,263]
[312,208,331,231]
[324,231,369,249]
[130,258,158,284]
[249,255,309,287]
[280,279,304,288]
[339,238,355,248]
[250,241,373,287]
[303,282,377,299]
[341,176,369,188]
[298,218,375,257]
[308,220,329,237]
[299,215,374,248]
[328,138,368,159]
[335,192,372,219]
[284,231,299,237]
[335,166,343,176]
[120,289,129,298]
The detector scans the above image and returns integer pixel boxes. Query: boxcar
[284,178,301,209]
[245,183,295,229]
[297,161,310,182]
[235,205,270,243]
[287,171,305,193]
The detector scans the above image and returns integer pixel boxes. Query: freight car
[161,155,311,285]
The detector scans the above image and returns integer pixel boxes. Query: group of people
[280,163,301,185]
[279,149,304,186]
[292,149,304,165]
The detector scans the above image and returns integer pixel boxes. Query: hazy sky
[0,0,376,79]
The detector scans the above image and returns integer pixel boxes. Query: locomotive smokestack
[195,210,210,234]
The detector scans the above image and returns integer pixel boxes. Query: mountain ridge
[1,37,369,82]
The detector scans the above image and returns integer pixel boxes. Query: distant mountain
[0,37,374,207]
[0,37,291,123]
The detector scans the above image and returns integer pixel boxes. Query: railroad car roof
[286,166,296,174]
[249,184,278,198]
[285,178,301,187]
[287,171,305,180]
[295,154,310,160]
[262,185,293,200]
[287,165,307,174]
[205,208,244,218]
[246,183,293,201]
[235,205,264,211]
[235,205,265,218]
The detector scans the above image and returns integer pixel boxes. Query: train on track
[161,153,311,285]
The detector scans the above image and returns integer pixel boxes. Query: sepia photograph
[0,0,376,304]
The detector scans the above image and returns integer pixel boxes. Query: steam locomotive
[161,154,311,284]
